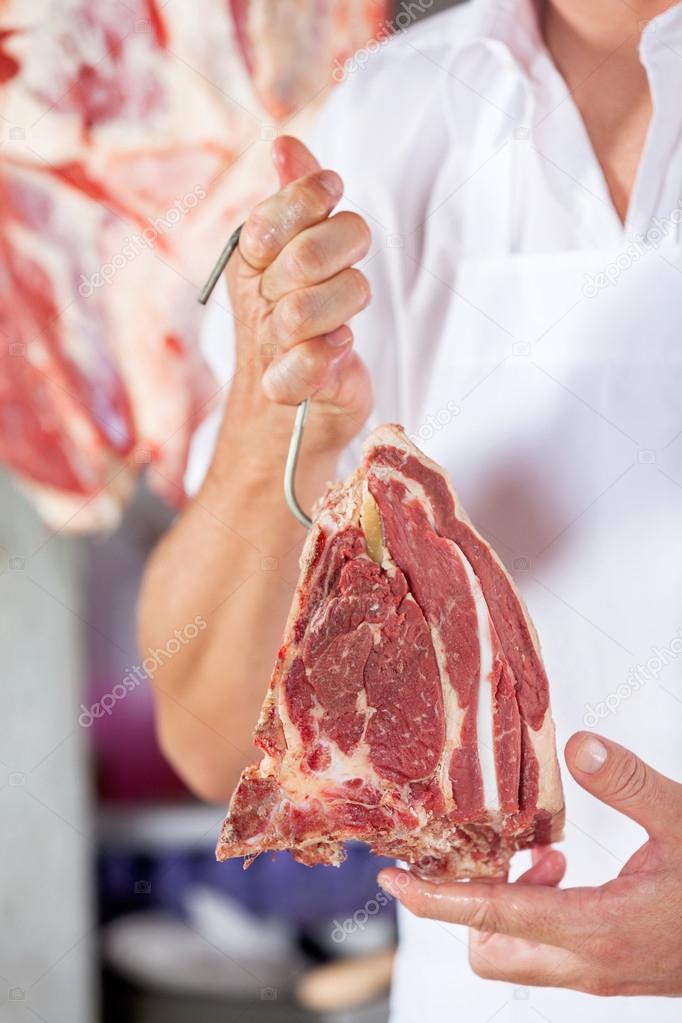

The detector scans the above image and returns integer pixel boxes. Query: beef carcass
[230,0,387,117]
[217,427,565,878]
[0,0,388,530]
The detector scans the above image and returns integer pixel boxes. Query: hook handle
[198,225,313,530]
[198,224,243,306]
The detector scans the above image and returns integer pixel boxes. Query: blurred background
[0,2,457,1022]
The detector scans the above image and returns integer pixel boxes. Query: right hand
[380,734,682,997]
[224,135,374,457]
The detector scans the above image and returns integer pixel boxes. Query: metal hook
[198,224,243,306]
[284,398,313,528]
[198,224,313,530]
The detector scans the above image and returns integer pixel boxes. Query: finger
[261,212,371,302]
[261,330,353,405]
[566,732,682,839]
[269,269,370,350]
[378,868,583,948]
[273,135,320,187]
[517,848,566,887]
[317,347,374,417]
[531,845,548,866]
[240,170,343,271]
[468,930,585,988]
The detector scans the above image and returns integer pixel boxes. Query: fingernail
[378,870,411,896]
[325,327,352,348]
[378,871,397,895]
[574,735,608,774]
[318,170,343,198]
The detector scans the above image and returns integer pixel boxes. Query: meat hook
[198,225,313,530]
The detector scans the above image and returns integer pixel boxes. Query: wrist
[211,400,339,485]
[221,386,349,457]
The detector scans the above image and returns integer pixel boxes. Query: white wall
[0,474,95,1022]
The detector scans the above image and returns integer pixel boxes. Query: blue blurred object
[204,844,395,923]
[99,843,395,926]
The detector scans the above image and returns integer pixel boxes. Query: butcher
[139,0,682,1017]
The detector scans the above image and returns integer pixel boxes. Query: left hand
[378,732,682,996]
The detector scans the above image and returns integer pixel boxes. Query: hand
[225,135,373,457]
[379,733,682,996]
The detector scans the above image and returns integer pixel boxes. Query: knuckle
[289,235,326,280]
[584,975,621,998]
[288,346,328,395]
[609,752,648,804]
[293,346,318,381]
[468,900,499,934]
[290,177,329,221]
[261,360,288,402]
[588,934,615,964]
[242,207,276,262]
[345,212,372,253]
[409,899,427,920]
[263,352,313,403]
[468,948,498,980]
[346,268,371,309]
[277,290,310,336]
[584,908,623,960]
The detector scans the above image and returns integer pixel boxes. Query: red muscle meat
[217,426,565,878]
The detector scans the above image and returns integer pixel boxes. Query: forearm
[139,403,338,802]
[140,135,372,802]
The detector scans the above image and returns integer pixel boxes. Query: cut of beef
[217,426,564,878]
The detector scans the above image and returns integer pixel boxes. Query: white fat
[461,558,498,813]
[360,485,385,565]
[318,741,377,787]
[526,713,564,818]
[371,465,501,813]
[434,549,499,814]
[431,625,464,813]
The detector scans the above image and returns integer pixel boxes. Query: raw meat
[0,0,387,530]
[230,1,387,117]
[217,426,565,879]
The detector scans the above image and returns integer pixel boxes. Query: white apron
[389,129,682,1020]
[189,19,682,1014]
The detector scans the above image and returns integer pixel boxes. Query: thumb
[272,135,321,188]
[565,731,682,840]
